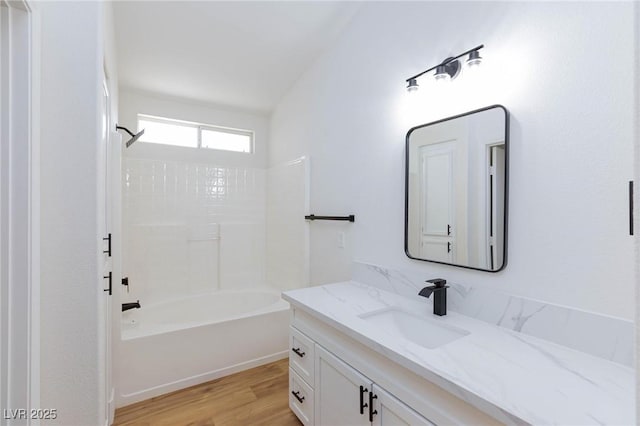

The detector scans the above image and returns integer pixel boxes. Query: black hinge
[103,233,112,257]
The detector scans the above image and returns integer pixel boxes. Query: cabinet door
[315,345,371,426]
[371,385,435,426]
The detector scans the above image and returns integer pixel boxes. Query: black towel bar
[305,214,355,222]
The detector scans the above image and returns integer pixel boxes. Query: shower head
[115,125,145,148]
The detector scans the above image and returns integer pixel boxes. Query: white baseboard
[117,350,288,407]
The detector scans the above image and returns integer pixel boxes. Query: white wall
[266,157,309,290]
[634,1,640,421]
[270,2,636,320]
[39,2,104,424]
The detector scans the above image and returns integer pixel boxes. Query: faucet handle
[426,278,447,287]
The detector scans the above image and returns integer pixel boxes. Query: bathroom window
[137,114,253,153]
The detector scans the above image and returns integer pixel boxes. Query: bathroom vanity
[283,281,634,425]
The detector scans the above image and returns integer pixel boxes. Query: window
[137,114,253,153]
[201,128,251,153]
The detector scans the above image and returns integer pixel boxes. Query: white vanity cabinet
[315,345,372,425]
[315,345,433,426]
[288,307,502,426]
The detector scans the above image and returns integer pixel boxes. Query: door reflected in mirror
[405,105,508,272]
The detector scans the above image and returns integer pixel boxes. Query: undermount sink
[359,307,469,349]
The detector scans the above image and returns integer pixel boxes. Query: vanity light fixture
[406,44,484,92]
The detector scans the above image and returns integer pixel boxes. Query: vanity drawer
[289,367,314,426]
[289,326,315,386]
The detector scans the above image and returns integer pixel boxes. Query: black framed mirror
[405,105,509,272]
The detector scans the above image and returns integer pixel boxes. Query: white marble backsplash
[352,262,634,367]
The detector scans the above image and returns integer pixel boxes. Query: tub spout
[122,300,141,312]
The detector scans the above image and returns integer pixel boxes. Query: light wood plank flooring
[113,358,301,426]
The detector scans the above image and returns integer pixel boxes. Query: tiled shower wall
[123,157,266,306]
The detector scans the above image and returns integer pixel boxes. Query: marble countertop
[282,281,635,425]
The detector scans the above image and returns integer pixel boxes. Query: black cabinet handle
[103,233,112,257]
[447,241,452,253]
[630,181,634,236]
[369,392,378,422]
[103,271,112,296]
[447,224,451,235]
[291,347,305,358]
[359,385,368,414]
[291,390,304,403]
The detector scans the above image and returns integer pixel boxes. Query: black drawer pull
[369,392,378,422]
[292,347,305,358]
[359,385,368,414]
[291,390,305,403]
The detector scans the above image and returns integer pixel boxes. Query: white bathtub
[116,288,290,406]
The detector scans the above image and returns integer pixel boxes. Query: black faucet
[418,279,449,316]
[122,300,141,312]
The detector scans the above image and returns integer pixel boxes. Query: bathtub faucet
[122,300,141,312]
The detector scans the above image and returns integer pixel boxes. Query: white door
[489,145,505,270]
[419,142,455,262]
[314,346,371,426]
[371,385,434,426]
[99,78,114,425]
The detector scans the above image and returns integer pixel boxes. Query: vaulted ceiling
[113,1,361,113]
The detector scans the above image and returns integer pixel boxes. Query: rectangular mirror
[405,105,508,272]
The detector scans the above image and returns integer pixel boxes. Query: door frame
[484,140,506,271]
[0,0,41,422]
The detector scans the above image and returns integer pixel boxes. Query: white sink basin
[359,308,469,349]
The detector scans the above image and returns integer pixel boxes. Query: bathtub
[116,288,290,406]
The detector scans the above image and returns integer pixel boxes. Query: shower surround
[122,157,267,305]
[116,152,310,406]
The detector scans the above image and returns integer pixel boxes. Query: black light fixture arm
[406,44,484,82]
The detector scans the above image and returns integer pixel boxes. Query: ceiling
[113,1,361,113]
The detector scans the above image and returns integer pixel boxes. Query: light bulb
[434,65,451,83]
[466,50,482,68]
[406,78,419,93]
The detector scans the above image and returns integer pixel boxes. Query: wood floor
[113,358,301,426]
